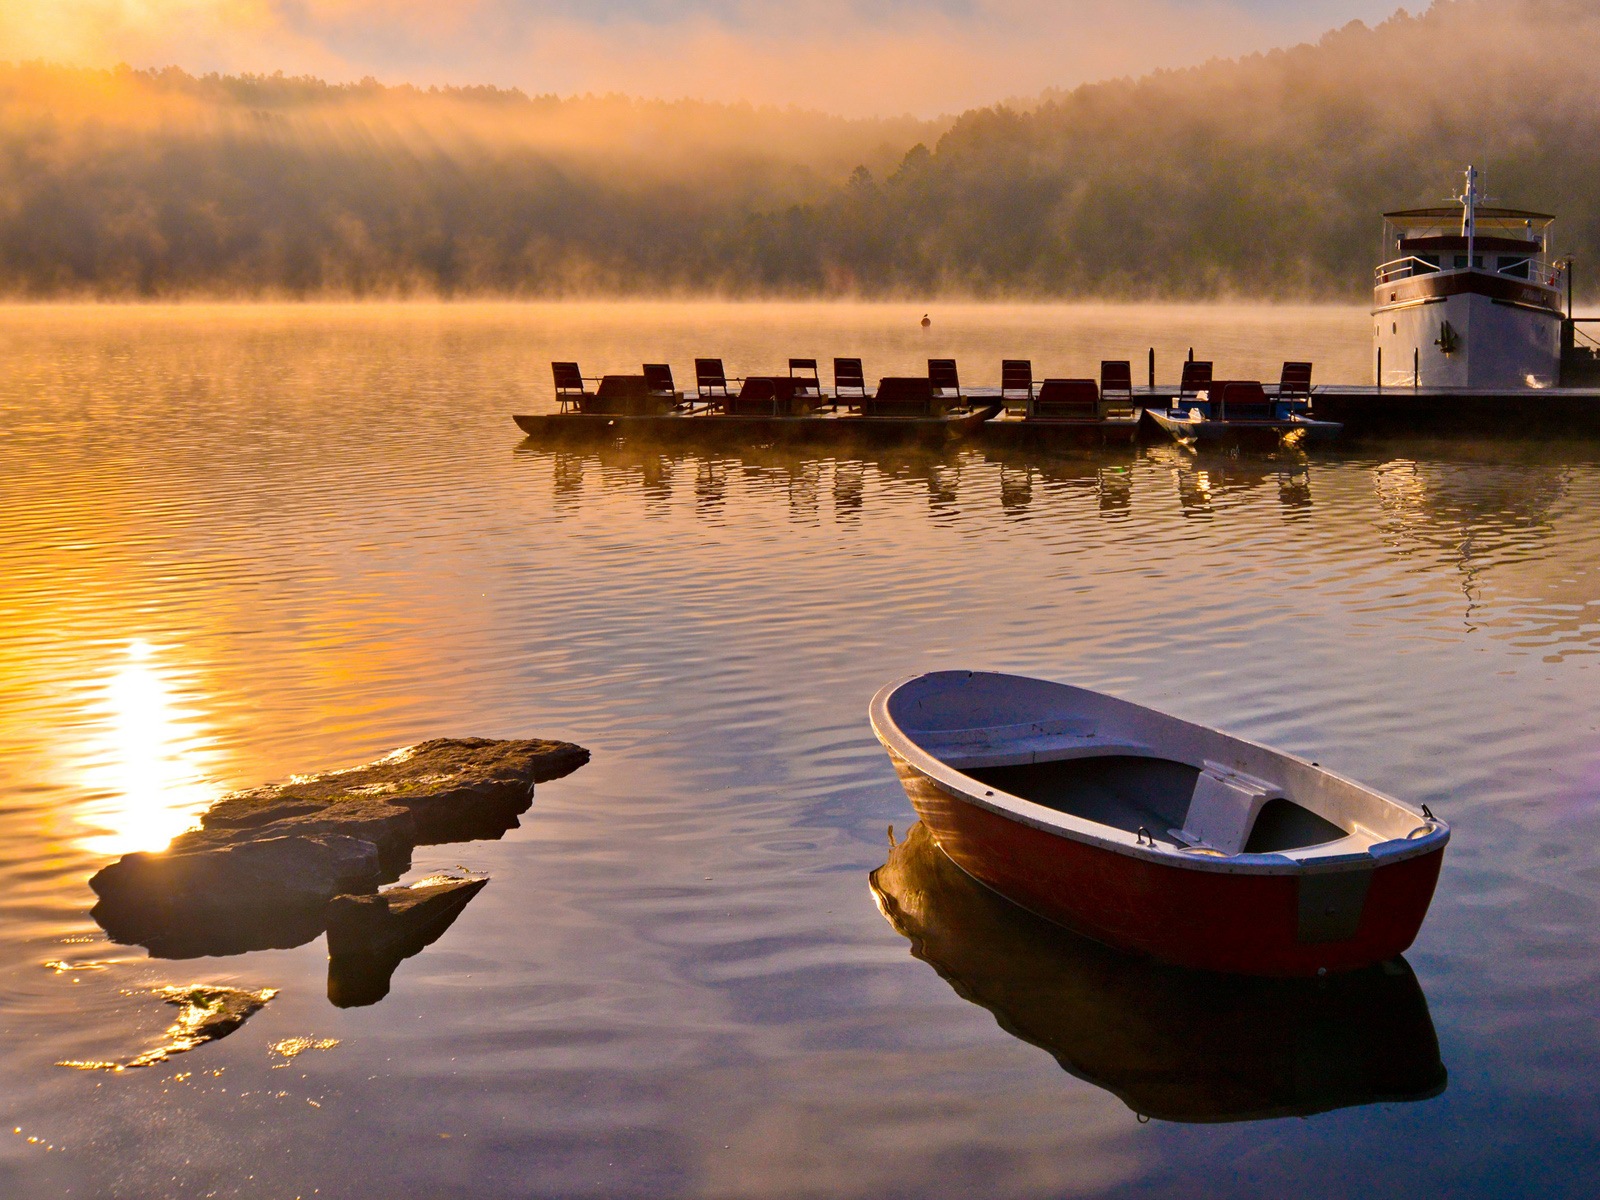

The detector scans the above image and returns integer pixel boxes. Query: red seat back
[834,357,868,398]
[643,363,675,394]
[928,358,961,393]
[1279,361,1313,400]
[1180,360,1213,399]
[696,358,732,397]
[1001,359,1034,400]
[866,377,933,417]
[789,358,822,397]
[552,362,586,393]
[1220,380,1273,421]
[1100,360,1132,398]
[1033,379,1100,419]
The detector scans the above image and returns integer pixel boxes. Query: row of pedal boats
[511,357,1343,445]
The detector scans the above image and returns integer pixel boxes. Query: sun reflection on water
[76,639,218,857]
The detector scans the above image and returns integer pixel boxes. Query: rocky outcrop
[326,875,489,1007]
[89,738,587,957]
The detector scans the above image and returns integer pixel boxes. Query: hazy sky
[0,1,1408,116]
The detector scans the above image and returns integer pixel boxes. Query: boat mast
[1456,164,1478,266]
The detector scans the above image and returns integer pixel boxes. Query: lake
[2,301,1598,1197]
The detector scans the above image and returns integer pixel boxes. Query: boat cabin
[1374,166,1564,389]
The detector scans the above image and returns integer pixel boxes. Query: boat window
[1498,256,1530,279]
[1417,254,1440,272]
[1243,799,1347,853]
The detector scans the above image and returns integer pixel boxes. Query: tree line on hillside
[1,0,1598,299]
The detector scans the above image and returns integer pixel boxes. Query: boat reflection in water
[870,822,1447,1123]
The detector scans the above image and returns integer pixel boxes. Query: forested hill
[2,0,1598,299]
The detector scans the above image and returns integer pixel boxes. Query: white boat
[1374,165,1566,389]
[870,671,1450,976]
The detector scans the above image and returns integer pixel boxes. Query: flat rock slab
[90,737,587,957]
[202,738,589,846]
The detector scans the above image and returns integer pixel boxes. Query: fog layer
[0,1,1593,299]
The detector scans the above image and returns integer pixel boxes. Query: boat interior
[885,672,1426,859]
[964,756,1348,855]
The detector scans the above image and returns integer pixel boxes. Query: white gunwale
[870,671,1449,878]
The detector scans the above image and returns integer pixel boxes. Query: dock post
[1148,347,1154,389]
[1188,346,1194,363]
[1414,347,1419,391]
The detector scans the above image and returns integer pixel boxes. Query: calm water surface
[2,302,1598,1197]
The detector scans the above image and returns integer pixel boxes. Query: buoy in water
[920,313,931,328]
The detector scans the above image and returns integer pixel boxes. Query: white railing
[1376,255,1565,288]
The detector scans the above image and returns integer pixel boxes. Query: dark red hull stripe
[894,759,1443,976]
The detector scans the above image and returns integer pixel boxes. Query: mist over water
[2,302,1599,1197]
[11,4,1600,301]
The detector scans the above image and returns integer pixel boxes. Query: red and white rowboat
[869,671,1449,976]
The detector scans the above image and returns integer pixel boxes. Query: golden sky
[0,0,1405,116]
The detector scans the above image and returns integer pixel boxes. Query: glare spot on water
[74,640,220,856]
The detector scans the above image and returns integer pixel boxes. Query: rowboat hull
[887,750,1442,975]
[871,672,1448,976]
[513,402,1003,445]
[871,821,1446,1122]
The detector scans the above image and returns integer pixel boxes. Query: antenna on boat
[1454,165,1478,242]
[1451,165,1493,268]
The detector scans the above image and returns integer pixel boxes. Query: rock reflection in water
[870,823,1446,1124]
[326,875,488,1008]
[57,985,277,1071]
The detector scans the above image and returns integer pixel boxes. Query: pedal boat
[982,378,1142,446]
[514,374,1001,445]
[1148,381,1341,446]
[869,671,1449,976]
[1148,407,1342,446]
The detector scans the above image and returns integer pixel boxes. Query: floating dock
[1305,386,1600,438]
